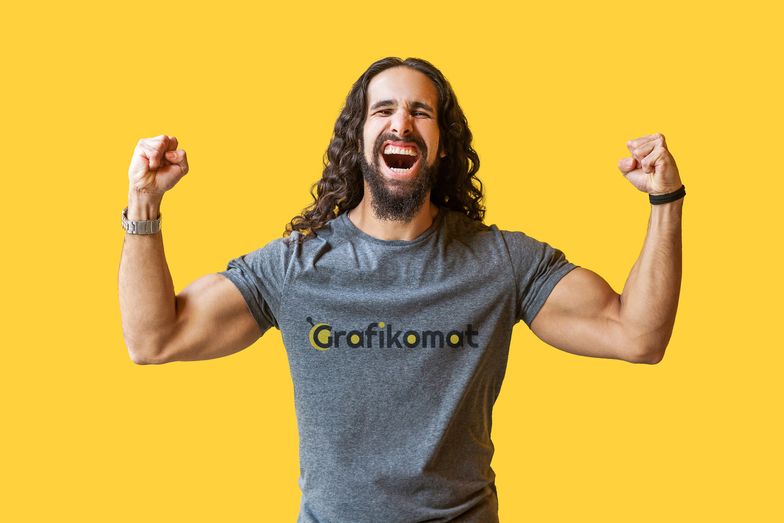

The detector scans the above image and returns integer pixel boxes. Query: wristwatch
[121,207,162,235]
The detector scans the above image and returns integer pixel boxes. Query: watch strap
[649,185,686,205]
[122,207,162,234]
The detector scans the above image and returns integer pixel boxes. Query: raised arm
[530,133,683,364]
[119,135,262,364]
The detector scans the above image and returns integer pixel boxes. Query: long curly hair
[284,57,485,242]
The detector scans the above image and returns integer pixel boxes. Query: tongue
[384,153,416,169]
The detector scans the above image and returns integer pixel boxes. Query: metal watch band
[121,207,162,235]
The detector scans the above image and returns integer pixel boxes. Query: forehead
[366,66,439,111]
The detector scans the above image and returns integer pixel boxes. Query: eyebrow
[370,100,435,113]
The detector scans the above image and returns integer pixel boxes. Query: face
[359,66,445,221]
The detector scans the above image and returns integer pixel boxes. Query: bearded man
[119,57,685,522]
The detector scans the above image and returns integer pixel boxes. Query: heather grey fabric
[219,207,578,522]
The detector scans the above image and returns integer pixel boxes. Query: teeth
[383,144,418,156]
[389,167,411,173]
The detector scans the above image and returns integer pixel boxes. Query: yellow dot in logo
[406,334,417,344]
[378,322,385,328]
[308,323,332,351]
[350,334,360,344]
[450,334,460,344]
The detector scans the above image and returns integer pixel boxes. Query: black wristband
[649,184,686,205]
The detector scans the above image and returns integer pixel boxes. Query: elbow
[129,350,158,365]
[636,350,665,365]
[627,343,666,365]
[620,327,670,365]
[129,352,149,365]
[125,338,169,365]
[122,324,175,365]
[128,348,163,365]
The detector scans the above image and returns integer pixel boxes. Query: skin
[346,69,684,364]
[119,136,261,364]
[531,133,683,363]
[348,66,446,241]
[120,79,682,365]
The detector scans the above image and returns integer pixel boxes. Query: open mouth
[381,143,420,174]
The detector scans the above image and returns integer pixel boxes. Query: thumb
[618,157,637,174]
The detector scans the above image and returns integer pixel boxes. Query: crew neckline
[339,206,444,246]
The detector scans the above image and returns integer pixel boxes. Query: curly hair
[284,57,485,242]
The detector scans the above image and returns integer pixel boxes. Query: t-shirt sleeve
[501,230,579,328]
[217,237,292,335]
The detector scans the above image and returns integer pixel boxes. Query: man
[119,57,684,522]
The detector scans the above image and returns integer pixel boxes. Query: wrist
[649,179,683,194]
[649,184,685,206]
[650,195,683,227]
[127,189,163,221]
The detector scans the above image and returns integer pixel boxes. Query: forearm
[118,191,176,362]
[619,198,683,359]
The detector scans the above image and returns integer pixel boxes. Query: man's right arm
[118,135,262,365]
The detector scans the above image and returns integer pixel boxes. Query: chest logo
[306,317,479,351]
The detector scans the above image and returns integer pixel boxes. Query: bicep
[529,267,640,362]
[155,273,264,363]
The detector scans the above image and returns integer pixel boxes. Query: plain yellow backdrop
[2,0,781,521]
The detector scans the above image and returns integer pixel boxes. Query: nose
[390,109,413,137]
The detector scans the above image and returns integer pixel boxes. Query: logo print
[307,317,333,352]
[306,317,479,351]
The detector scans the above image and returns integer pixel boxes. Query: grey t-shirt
[219,207,578,522]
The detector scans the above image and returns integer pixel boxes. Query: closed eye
[373,109,431,117]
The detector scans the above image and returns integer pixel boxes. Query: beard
[358,133,440,222]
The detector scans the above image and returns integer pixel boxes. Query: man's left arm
[530,133,683,364]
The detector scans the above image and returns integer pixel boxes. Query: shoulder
[440,209,556,258]
[481,222,574,279]
[499,230,567,269]
[282,214,344,251]
[440,208,496,242]
[264,215,349,269]
[498,229,542,253]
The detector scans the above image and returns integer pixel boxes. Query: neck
[347,193,439,241]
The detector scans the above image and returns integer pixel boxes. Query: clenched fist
[618,133,682,195]
[128,134,189,198]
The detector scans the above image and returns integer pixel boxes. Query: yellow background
[2,0,781,521]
